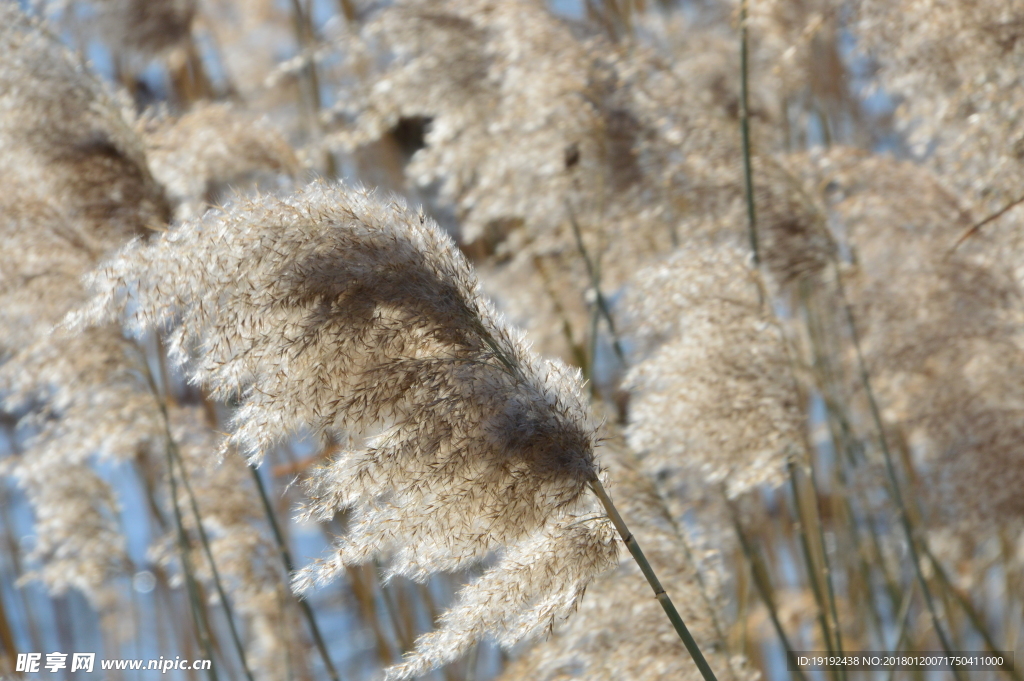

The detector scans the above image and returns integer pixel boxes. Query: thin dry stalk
[248,465,342,681]
[739,0,760,265]
[921,544,1022,681]
[164,435,220,681]
[834,269,964,678]
[565,201,626,367]
[725,495,808,681]
[589,478,720,681]
[787,461,840,681]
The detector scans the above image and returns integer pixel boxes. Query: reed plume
[0,4,168,613]
[70,180,620,678]
[0,6,168,236]
[324,0,833,369]
[499,438,742,681]
[327,0,684,360]
[5,0,1023,676]
[142,102,300,220]
[808,148,1024,528]
[855,0,1024,210]
[623,244,805,499]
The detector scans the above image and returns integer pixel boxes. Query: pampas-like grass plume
[70,180,619,678]
[142,102,300,220]
[0,3,167,613]
[499,438,743,681]
[623,244,804,498]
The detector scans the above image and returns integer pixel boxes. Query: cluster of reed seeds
[1,1,1022,680]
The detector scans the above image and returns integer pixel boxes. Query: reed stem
[248,464,342,681]
[921,544,1022,681]
[739,0,760,266]
[885,586,915,681]
[143,355,250,681]
[566,200,626,367]
[725,494,809,681]
[834,270,964,681]
[787,461,841,681]
[589,478,719,681]
[170,443,255,681]
[165,442,220,681]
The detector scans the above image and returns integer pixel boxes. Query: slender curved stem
[739,0,760,266]
[835,271,964,681]
[143,358,249,681]
[589,478,719,681]
[787,462,840,681]
[170,444,255,681]
[248,465,342,681]
[165,443,220,681]
[725,494,808,681]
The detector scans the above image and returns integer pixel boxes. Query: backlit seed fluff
[623,244,804,499]
[142,102,300,220]
[0,4,169,235]
[498,440,745,681]
[70,180,619,678]
[0,4,167,612]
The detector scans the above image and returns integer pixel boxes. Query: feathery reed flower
[809,149,1024,527]
[71,180,620,678]
[322,0,833,369]
[0,3,167,613]
[142,102,300,220]
[499,439,743,681]
[623,244,805,499]
[855,0,1024,211]
[0,6,168,236]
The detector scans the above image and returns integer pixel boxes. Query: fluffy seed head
[72,180,618,677]
[623,244,805,498]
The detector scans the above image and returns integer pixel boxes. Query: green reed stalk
[789,456,849,677]
[248,465,342,681]
[885,586,916,681]
[834,270,965,681]
[921,544,1022,681]
[144,348,221,680]
[803,280,920,649]
[589,478,719,681]
[787,462,842,681]
[144,355,250,681]
[739,0,760,266]
[725,494,809,681]
[828,428,892,645]
[165,443,220,681]
[287,0,337,177]
[566,200,626,366]
[533,256,590,375]
[170,444,255,681]
[346,563,395,665]
[375,559,415,654]
[804,462,846,664]
[674,521,734,678]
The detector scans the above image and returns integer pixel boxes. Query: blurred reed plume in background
[1,0,1023,680]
